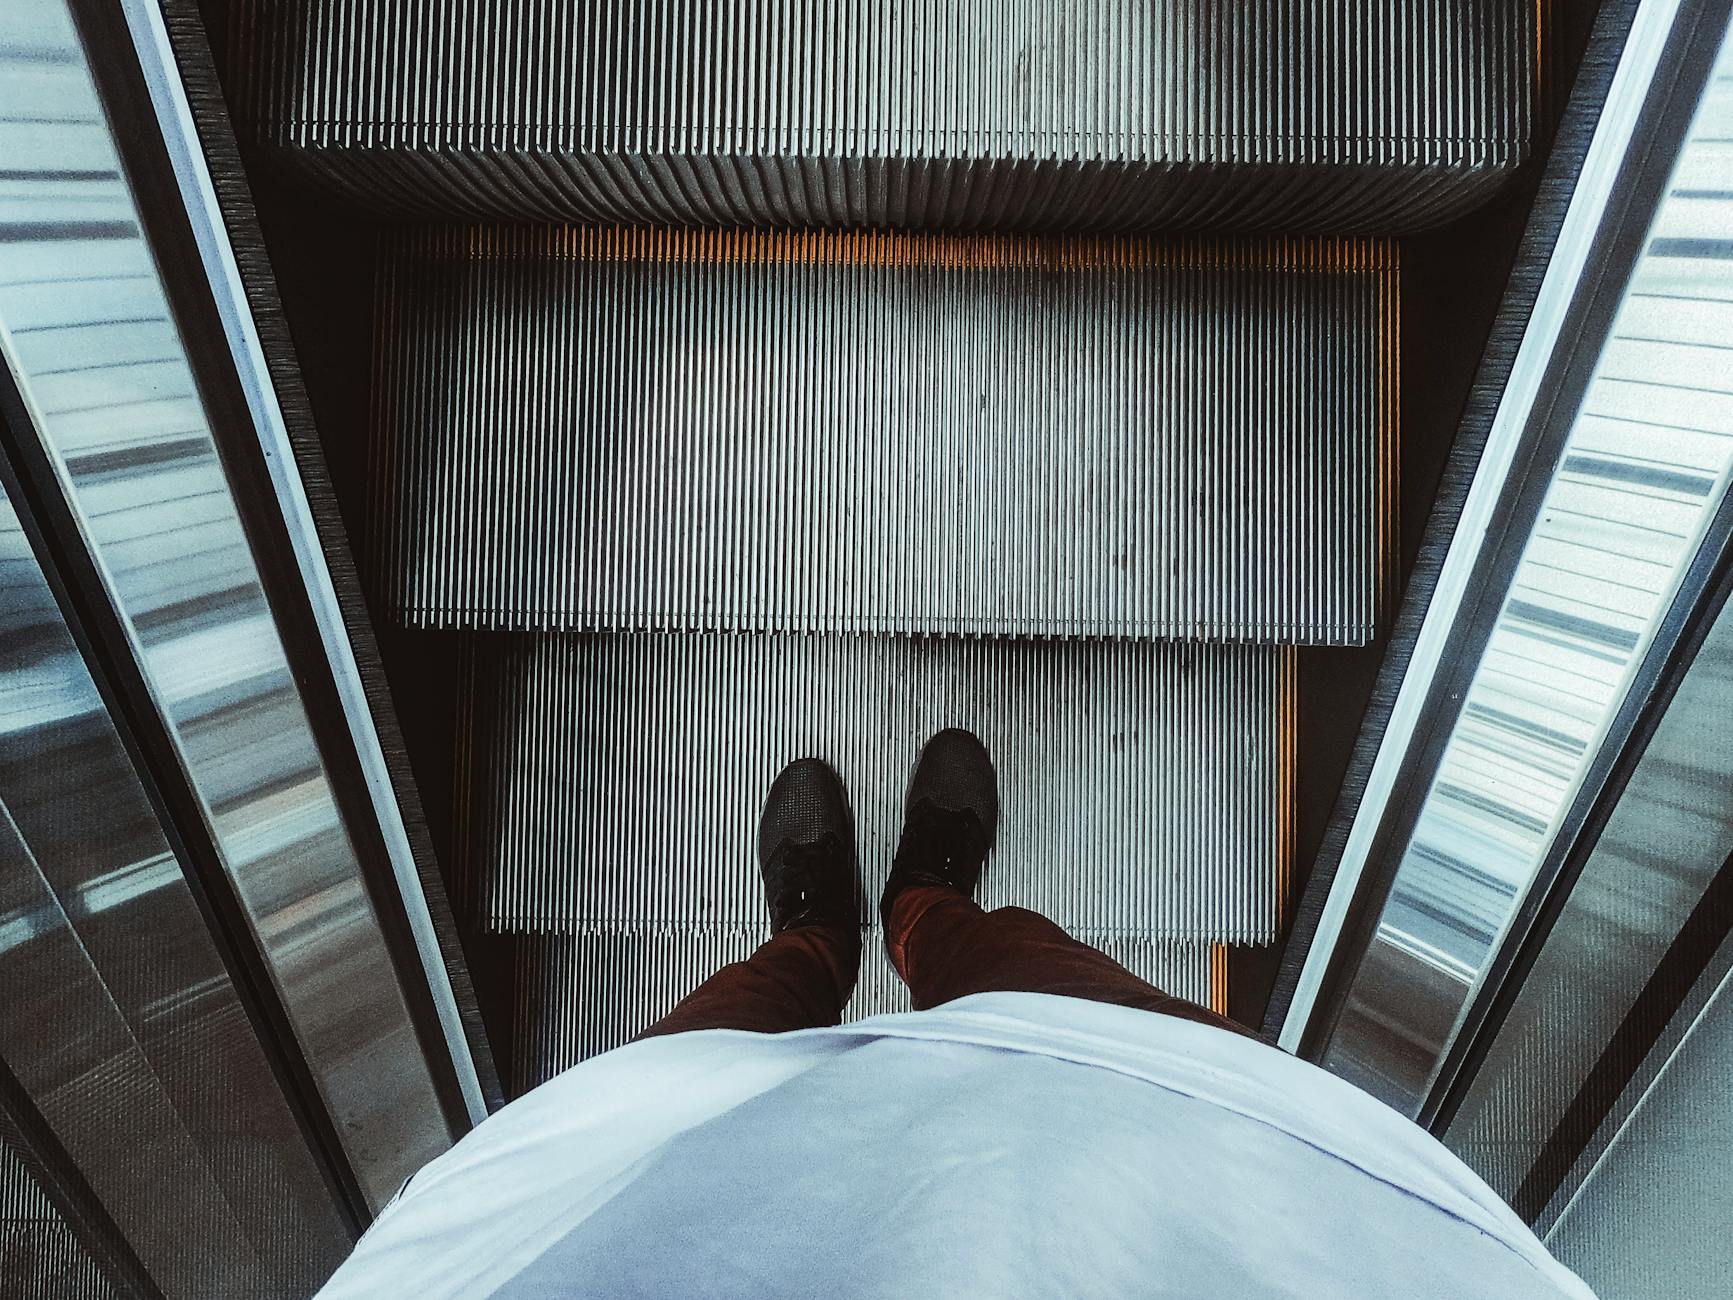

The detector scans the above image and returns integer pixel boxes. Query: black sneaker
[879,729,999,929]
[758,758,858,933]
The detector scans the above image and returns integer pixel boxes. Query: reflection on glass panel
[0,0,449,1206]
[1444,588,1733,1209]
[1544,943,1733,1297]
[1324,19,1733,1112]
[0,470,350,1291]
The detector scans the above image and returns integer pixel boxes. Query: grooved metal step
[233,0,1536,233]
[0,1132,118,1300]
[376,229,1397,644]
[457,633,1294,942]
[507,930,1220,1088]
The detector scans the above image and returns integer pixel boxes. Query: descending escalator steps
[233,0,1537,232]
[376,228,1397,644]
[458,632,1295,941]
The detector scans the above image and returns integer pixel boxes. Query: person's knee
[982,905,1075,946]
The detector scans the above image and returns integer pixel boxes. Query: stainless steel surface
[1280,0,1694,1053]
[511,932,1218,1089]
[1289,0,1691,1060]
[463,634,1293,941]
[118,0,489,1127]
[1544,932,1733,1297]
[0,0,451,1210]
[1313,14,1733,1114]
[0,468,350,1292]
[0,1132,116,1300]
[232,0,1536,233]
[379,229,1395,644]
[1445,584,1733,1205]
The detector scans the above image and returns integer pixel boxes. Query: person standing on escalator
[316,729,1596,1299]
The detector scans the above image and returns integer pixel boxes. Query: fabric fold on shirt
[318,992,1595,1299]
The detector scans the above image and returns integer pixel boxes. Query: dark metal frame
[150,0,505,1115]
[1295,0,1699,1059]
[0,369,369,1231]
[1271,0,1733,1118]
[1411,0,1733,1118]
[1429,490,1733,1133]
[1265,0,1648,1042]
[52,0,492,1137]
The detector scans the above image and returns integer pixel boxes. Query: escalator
[4,0,1733,1296]
[222,0,1499,1092]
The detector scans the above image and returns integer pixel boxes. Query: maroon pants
[638,885,1253,1040]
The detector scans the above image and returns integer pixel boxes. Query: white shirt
[318,992,1596,1298]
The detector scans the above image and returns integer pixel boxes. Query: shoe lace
[771,834,842,919]
[896,802,987,877]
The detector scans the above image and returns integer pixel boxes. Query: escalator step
[508,929,1219,1089]
[377,229,1396,644]
[458,633,1293,942]
[233,0,1536,232]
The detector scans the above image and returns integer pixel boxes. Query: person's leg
[636,923,859,1038]
[880,729,1254,1040]
[884,885,1252,1037]
[636,757,862,1041]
